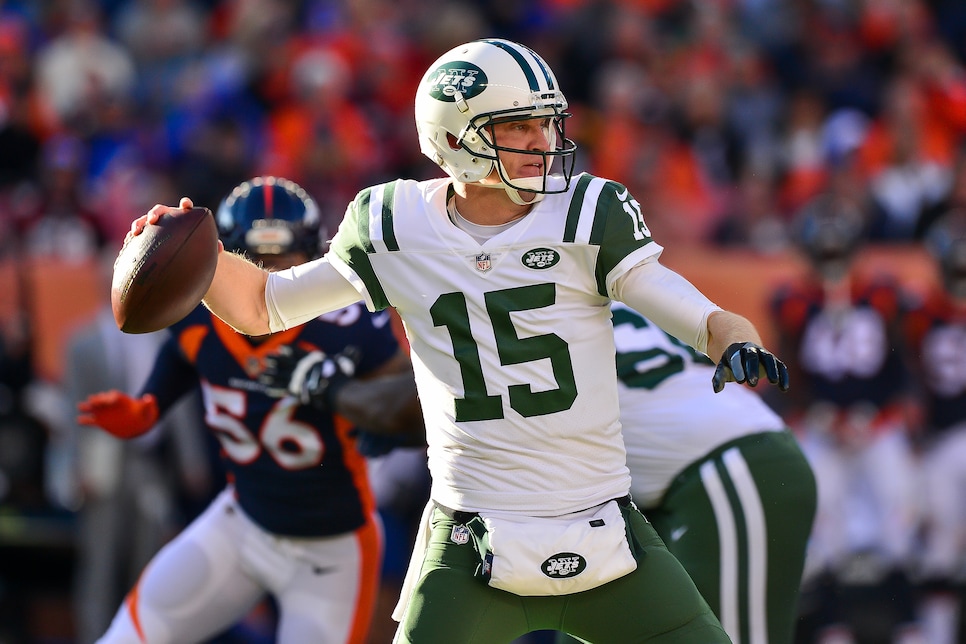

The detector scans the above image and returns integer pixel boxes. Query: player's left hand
[712,342,789,393]
[260,345,360,410]
[77,391,159,438]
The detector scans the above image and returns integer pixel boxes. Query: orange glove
[77,391,160,439]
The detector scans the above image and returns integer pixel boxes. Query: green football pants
[393,502,730,643]
[560,430,817,644]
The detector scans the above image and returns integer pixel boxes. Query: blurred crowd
[1,0,965,642]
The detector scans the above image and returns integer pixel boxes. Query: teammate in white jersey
[128,39,790,643]
[559,303,815,644]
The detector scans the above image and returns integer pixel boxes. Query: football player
[558,302,816,644]
[78,176,423,644]
[771,197,923,642]
[905,224,966,644]
[128,39,791,643]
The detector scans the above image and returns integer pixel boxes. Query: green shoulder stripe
[563,174,595,242]
[589,180,623,246]
[331,187,391,310]
[381,181,399,252]
[356,187,374,253]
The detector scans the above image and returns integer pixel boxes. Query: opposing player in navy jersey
[771,199,922,643]
[904,226,966,644]
[126,39,792,643]
[77,177,422,644]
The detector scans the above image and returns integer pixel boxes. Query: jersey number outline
[201,381,325,470]
[430,284,577,421]
[613,309,712,390]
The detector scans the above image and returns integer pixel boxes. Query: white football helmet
[414,38,577,205]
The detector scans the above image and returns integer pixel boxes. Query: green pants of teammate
[650,430,817,644]
[394,502,730,643]
[559,430,817,644]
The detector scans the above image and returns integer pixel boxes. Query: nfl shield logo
[476,252,492,273]
[450,524,470,545]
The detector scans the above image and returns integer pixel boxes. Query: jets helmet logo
[426,62,487,102]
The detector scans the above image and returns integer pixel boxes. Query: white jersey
[611,303,786,507]
[328,174,664,516]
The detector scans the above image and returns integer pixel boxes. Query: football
[111,207,219,334]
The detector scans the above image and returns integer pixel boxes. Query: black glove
[351,428,407,458]
[712,342,789,394]
[260,345,361,410]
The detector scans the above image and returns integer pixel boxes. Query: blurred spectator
[114,0,207,121]
[173,112,257,212]
[19,134,107,263]
[56,251,210,643]
[259,45,382,232]
[779,89,831,214]
[772,201,923,643]
[713,166,791,254]
[0,304,44,510]
[859,74,954,241]
[800,3,883,116]
[917,144,966,241]
[33,0,136,132]
[0,313,52,644]
[903,220,966,644]
[725,42,784,178]
[0,16,42,188]
[114,0,206,66]
[583,58,665,203]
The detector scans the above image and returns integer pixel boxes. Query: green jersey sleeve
[329,184,393,311]
[589,180,656,296]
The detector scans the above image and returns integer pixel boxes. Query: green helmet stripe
[481,39,542,92]
[517,42,556,90]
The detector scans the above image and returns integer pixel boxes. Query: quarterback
[130,40,789,643]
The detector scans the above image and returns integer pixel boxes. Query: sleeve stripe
[357,188,374,253]
[367,186,389,254]
[362,182,400,254]
[381,181,400,251]
[573,177,607,245]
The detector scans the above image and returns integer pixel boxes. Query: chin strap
[472,157,550,205]
[475,180,545,206]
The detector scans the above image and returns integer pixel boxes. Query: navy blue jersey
[904,292,966,436]
[772,276,910,411]
[141,303,400,537]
